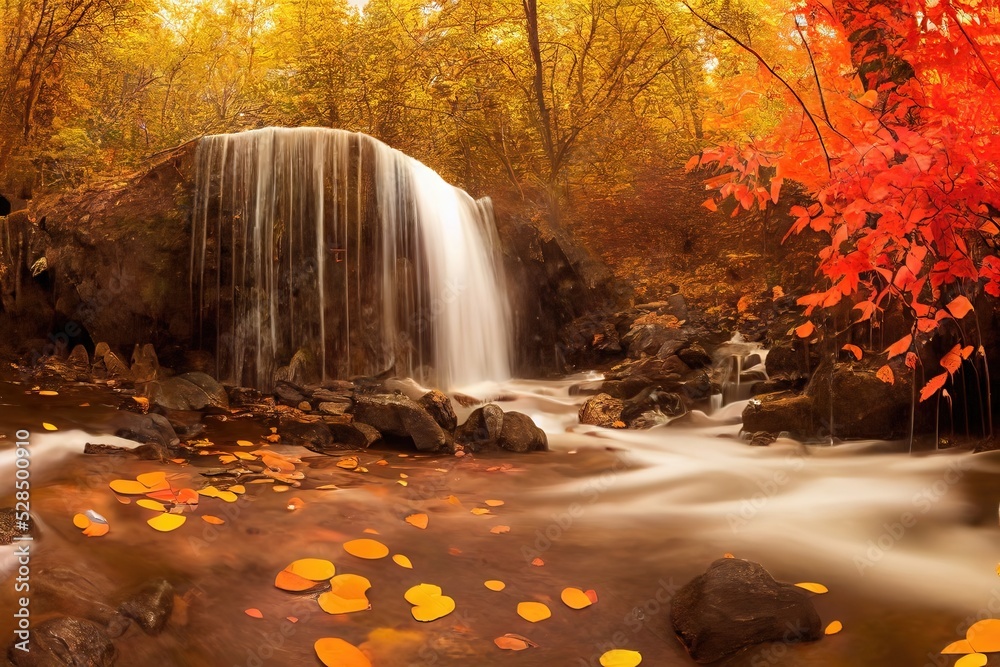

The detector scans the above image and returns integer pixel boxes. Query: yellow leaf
[137,471,167,488]
[38,390,58,396]
[147,513,186,532]
[287,558,336,581]
[405,513,429,529]
[275,569,319,592]
[955,654,988,667]
[42,422,57,431]
[229,485,246,494]
[319,574,372,614]
[82,522,109,537]
[344,538,389,560]
[392,554,413,569]
[485,499,505,507]
[337,456,360,470]
[201,515,225,525]
[825,620,843,635]
[236,439,255,447]
[404,584,455,622]
[471,508,491,515]
[561,587,594,610]
[942,639,975,654]
[517,602,551,623]
[600,649,643,667]
[72,513,91,529]
[484,580,506,591]
[314,638,372,667]
[136,499,166,512]
[219,454,237,464]
[967,619,1000,652]
[794,582,828,594]
[109,479,150,495]
[490,525,511,534]
[236,451,256,461]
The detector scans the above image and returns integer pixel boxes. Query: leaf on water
[275,569,320,592]
[229,485,246,494]
[287,497,305,510]
[109,479,150,495]
[273,485,289,492]
[941,639,975,654]
[824,620,843,635]
[967,619,1000,652]
[392,554,413,569]
[471,508,491,515]
[446,495,462,506]
[344,539,389,560]
[405,513,429,529]
[236,440,255,447]
[484,580,506,591]
[920,372,949,402]
[954,654,988,667]
[561,587,594,610]
[531,558,544,567]
[219,454,238,464]
[286,616,298,623]
[337,456,360,470]
[599,649,643,667]
[494,634,537,651]
[73,513,91,529]
[136,499,166,512]
[405,584,456,622]
[876,365,894,385]
[176,488,199,504]
[314,638,371,667]
[201,515,225,525]
[38,390,58,396]
[794,582,829,594]
[397,480,407,486]
[147,513,186,532]
[485,499,505,507]
[82,522,110,537]
[319,574,373,614]
[236,451,256,461]
[517,602,551,623]
[287,558,336,581]
[490,525,510,534]
[245,608,263,619]
[946,296,974,319]
[42,422,57,431]
[794,321,815,338]
[841,344,862,360]
[585,589,599,604]
[137,472,167,488]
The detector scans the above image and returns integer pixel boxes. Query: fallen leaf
[599,649,643,667]
[876,365,894,385]
[136,499,166,512]
[38,390,58,396]
[494,634,537,650]
[109,479,149,495]
[794,582,829,594]
[275,569,320,592]
[942,639,975,654]
[585,589,599,604]
[73,513,91,529]
[314,638,371,667]
[201,515,225,525]
[471,508,491,515]
[954,654,988,667]
[531,558,544,567]
[337,456,360,470]
[485,580,506,591]
[82,522,110,537]
[405,583,456,622]
[344,538,389,560]
[392,554,413,569]
[363,528,380,535]
[236,440,255,447]
[825,620,843,635]
[967,619,1000,652]
[286,616,298,623]
[287,497,305,510]
[245,608,263,619]
[561,588,594,610]
[405,513,429,529]
[485,499,505,507]
[517,602,551,623]
[490,525,511,535]
[147,513,186,532]
[319,574,373,614]
[286,558,336,581]
[42,422,57,431]
[218,454,238,464]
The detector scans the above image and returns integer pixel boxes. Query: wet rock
[67,344,90,373]
[7,617,116,667]
[622,323,688,359]
[670,558,822,663]
[118,579,174,635]
[497,412,548,453]
[578,393,624,428]
[227,386,264,407]
[102,349,134,381]
[750,376,803,396]
[130,343,160,382]
[326,421,381,449]
[109,411,179,448]
[680,371,714,404]
[418,390,458,432]
[297,401,312,412]
[142,372,228,411]
[32,568,120,631]
[280,420,334,448]
[84,442,166,460]
[678,343,712,369]
[318,400,351,416]
[312,388,353,404]
[749,431,777,447]
[764,339,818,380]
[456,403,505,451]
[808,360,915,439]
[606,354,691,382]
[353,393,447,452]
[621,388,684,426]
[274,380,306,407]
[0,507,31,545]
[151,407,204,439]
[741,392,815,438]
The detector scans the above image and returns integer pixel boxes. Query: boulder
[280,420,334,448]
[274,380,306,406]
[456,403,505,451]
[808,360,915,439]
[7,617,116,667]
[352,393,447,452]
[327,422,381,449]
[32,567,121,632]
[418,390,458,432]
[578,393,624,427]
[118,579,174,635]
[497,412,548,453]
[741,392,815,438]
[108,411,179,448]
[318,400,351,416]
[678,343,712,369]
[142,371,228,411]
[621,388,685,426]
[622,323,688,359]
[670,558,822,663]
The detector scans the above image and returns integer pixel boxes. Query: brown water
[1,377,999,666]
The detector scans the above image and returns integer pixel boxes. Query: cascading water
[189,127,512,390]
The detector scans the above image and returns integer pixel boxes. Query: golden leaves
[599,649,643,666]
[516,602,551,622]
[794,582,829,594]
[314,638,371,667]
[286,558,336,581]
[147,513,186,532]
[405,584,455,622]
[560,587,594,610]
[319,575,372,614]
[824,620,843,635]
[344,539,389,560]
[405,513,428,529]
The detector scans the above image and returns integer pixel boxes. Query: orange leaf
[490,525,510,534]
[940,344,963,375]
[920,372,949,402]
[905,352,919,370]
[531,557,544,567]
[946,296,974,319]
[876,365,895,385]
[885,335,912,359]
[314,638,371,667]
[961,345,974,359]
[795,321,815,339]
[405,513,428,529]
[853,301,877,323]
[494,634,538,651]
[841,344,862,360]
[245,608,263,619]
[702,198,718,212]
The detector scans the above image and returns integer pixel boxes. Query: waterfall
[190,127,512,390]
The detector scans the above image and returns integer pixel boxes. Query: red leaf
[945,295,974,319]
[702,198,718,212]
[685,154,701,172]
[842,344,863,360]
[960,345,974,359]
[876,365,895,385]
[795,321,815,338]
[919,372,948,402]
[853,301,877,322]
[885,335,912,360]
[940,344,963,375]
[905,352,919,370]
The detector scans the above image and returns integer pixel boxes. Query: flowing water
[1,377,998,666]
[191,128,511,390]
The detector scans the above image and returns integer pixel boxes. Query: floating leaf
[955,654,987,667]
[287,497,305,510]
[841,344,862,360]
[531,558,545,567]
[38,390,58,396]
[337,456,360,470]
[287,558,336,581]
[405,513,428,529]
[876,365,894,385]
[942,639,975,654]
[794,582,828,594]
[599,649,643,667]
[392,554,413,569]
[485,499,505,507]
[73,513,91,529]
[137,471,167,488]
[42,422,57,431]
[967,619,1000,652]
[405,584,456,622]
[245,608,263,619]
[314,638,371,667]
[485,580,506,591]
[136,499,166,512]
[794,321,815,338]
[109,479,149,495]
[585,589,599,604]
[561,588,594,610]
[229,485,246,494]
[147,513,186,532]
[517,602,551,623]
[201,515,225,525]
[319,574,373,614]
[494,634,537,651]
[946,296,974,320]
[219,454,237,464]
[490,525,510,534]
[236,440,255,447]
[344,539,389,560]
[176,488,199,504]
[82,522,109,537]
[824,620,843,635]
[275,569,320,592]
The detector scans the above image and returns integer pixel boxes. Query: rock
[578,393,624,427]
[352,393,447,452]
[678,343,712,369]
[326,422,381,449]
[680,371,714,404]
[318,400,351,416]
[456,403,505,451]
[665,292,688,320]
[32,567,120,632]
[0,507,31,545]
[808,360,915,439]
[621,388,685,426]
[151,407,204,439]
[497,411,548,453]
[741,392,815,438]
[7,617,116,667]
[102,349,134,381]
[280,420,334,448]
[297,401,312,412]
[67,344,90,373]
[312,388,353,404]
[118,579,174,635]
[130,343,160,382]
[749,431,777,447]
[418,390,458,432]
[108,411,179,448]
[670,558,822,663]
[622,323,688,358]
[84,442,166,460]
[606,354,691,382]
[142,371,228,411]
[274,380,306,407]
[227,386,265,407]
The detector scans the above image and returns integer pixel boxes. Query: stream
[1,372,998,666]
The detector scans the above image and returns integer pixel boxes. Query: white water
[191,127,511,390]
